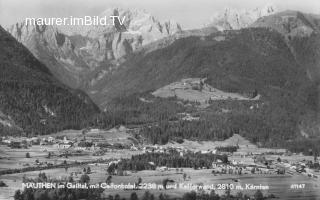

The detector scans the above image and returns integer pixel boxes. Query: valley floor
[0,129,319,200]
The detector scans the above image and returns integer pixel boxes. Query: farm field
[0,127,139,171]
[163,134,286,154]
[0,144,140,171]
[152,78,260,107]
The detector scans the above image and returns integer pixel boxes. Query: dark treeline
[93,94,190,128]
[0,81,98,136]
[115,151,228,172]
[216,146,239,153]
[140,119,234,145]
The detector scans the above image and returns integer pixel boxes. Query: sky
[0,0,320,29]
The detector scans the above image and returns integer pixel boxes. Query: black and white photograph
[0,0,320,199]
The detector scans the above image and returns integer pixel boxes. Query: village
[0,127,319,181]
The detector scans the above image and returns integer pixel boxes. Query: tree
[87,166,91,174]
[115,194,120,200]
[137,177,142,185]
[182,191,197,200]
[25,152,30,158]
[159,193,170,200]
[68,175,74,182]
[183,173,187,181]
[33,190,47,200]
[225,187,231,198]
[14,190,22,200]
[254,190,264,200]
[80,174,90,184]
[107,163,116,175]
[236,192,243,198]
[0,181,7,187]
[159,194,165,200]
[277,157,281,162]
[106,175,112,185]
[163,179,168,190]
[200,80,204,91]
[209,190,220,200]
[221,154,228,163]
[38,173,47,182]
[47,190,59,200]
[142,191,151,200]
[162,179,174,190]
[130,192,138,200]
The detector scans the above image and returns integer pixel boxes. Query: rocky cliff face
[8,8,182,89]
[207,4,276,31]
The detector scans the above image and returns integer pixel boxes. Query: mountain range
[206,4,277,31]
[8,8,182,89]
[3,5,320,147]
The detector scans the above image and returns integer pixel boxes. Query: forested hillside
[91,28,315,107]
[0,26,99,136]
[89,27,319,154]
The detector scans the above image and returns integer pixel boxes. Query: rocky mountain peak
[7,7,182,89]
[207,4,277,31]
[58,7,182,39]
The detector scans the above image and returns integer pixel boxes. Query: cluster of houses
[2,134,319,180]
[211,159,283,175]
[142,144,227,156]
[1,136,40,148]
[143,145,202,156]
[1,135,129,151]
[1,136,76,149]
[277,159,319,178]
